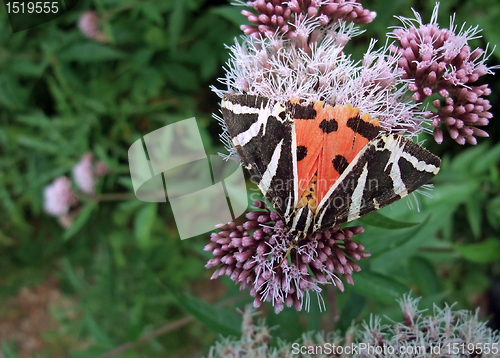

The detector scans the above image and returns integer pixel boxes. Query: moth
[221,94,441,240]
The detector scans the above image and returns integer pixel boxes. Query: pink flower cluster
[72,153,108,195]
[239,0,376,39]
[78,11,108,43]
[207,296,500,357]
[43,153,107,227]
[389,6,496,145]
[43,177,77,217]
[205,201,370,313]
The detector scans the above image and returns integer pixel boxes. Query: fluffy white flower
[214,21,427,145]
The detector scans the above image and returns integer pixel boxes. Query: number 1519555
[5,2,59,14]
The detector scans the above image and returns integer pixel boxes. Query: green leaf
[16,135,59,154]
[486,196,500,229]
[0,181,30,229]
[352,270,409,304]
[126,299,145,340]
[58,42,126,62]
[470,4,500,59]
[141,2,164,25]
[211,6,246,27]
[134,203,157,249]
[64,202,97,240]
[73,94,108,114]
[144,27,169,49]
[164,63,199,92]
[470,143,500,175]
[0,229,14,246]
[174,292,241,336]
[109,231,128,268]
[46,76,71,114]
[15,113,51,127]
[60,259,88,293]
[0,75,27,110]
[10,58,47,77]
[187,40,217,79]
[337,290,366,330]
[200,53,217,80]
[430,182,478,205]
[409,256,441,296]
[370,216,435,270]
[450,144,488,173]
[461,270,491,298]
[358,211,420,229]
[85,312,114,348]
[264,302,304,340]
[1,342,18,358]
[465,196,482,238]
[131,68,164,100]
[113,200,145,227]
[453,238,500,263]
[169,2,185,50]
[418,292,449,311]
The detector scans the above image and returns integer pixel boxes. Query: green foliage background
[0,0,499,357]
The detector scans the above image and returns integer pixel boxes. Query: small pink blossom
[78,11,108,43]
[73,153,108,195]
[43,177,77,217]
[73,153,95,195]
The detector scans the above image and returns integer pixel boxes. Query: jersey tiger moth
[221,94,441,239]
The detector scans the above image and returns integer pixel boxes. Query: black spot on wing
[346,115,380,140]
[316,134,441,231]
[316,146,394,229]
[297,145,308,161]
[332,155,349,174]
[319,119,338,133]
[287,102,317,120]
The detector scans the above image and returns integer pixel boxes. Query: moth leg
[273,244,293,270]
[273,231,306,270]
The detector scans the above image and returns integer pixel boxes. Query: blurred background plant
[0,0,498,357]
